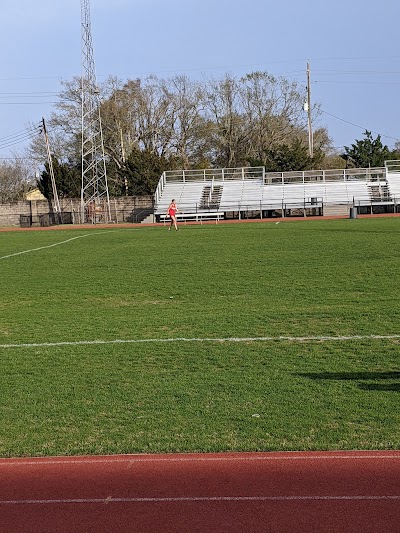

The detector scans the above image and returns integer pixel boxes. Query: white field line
[0,334,400,349]
[0,495,399,505]
[0,230,123,261]
[0,453,399,467]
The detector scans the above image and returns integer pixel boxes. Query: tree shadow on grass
[296,371,400,392]
[358,383,400,392]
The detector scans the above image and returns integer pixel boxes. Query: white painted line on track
[1,334,400,349]
[0,453,399,467]
[0,232,115,261]
[0,495,399,505]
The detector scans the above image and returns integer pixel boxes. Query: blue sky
[1,0,399,162]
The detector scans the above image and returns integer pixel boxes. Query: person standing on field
[167,199,179,231]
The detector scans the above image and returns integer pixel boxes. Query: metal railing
[386,160,400,173]
[155,196,400,222]
[162,167,265,183]
[159,165,388,186]
[263,167,386,185]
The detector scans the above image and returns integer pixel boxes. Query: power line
[316,80,400,85]
[0,54,398,82]
[0,133,39,150]
[321,110,398,142]
[0,76,71,81]
[0,125,42,142]
[0,124,42,150]
[0,102,58,105]
[0,157,33,160]
[314,69,400,75]
[0,92,59,96]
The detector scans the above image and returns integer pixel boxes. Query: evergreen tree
[342,131,391,168]
[37,157,81,199]
[120,148,176,195]
[250,139,323,172]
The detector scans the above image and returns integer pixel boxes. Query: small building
[25,188,46,201]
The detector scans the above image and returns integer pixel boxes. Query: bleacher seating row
[386,174,400,201]
[154,163,400,220]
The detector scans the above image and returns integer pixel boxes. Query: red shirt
[168,204,177,216]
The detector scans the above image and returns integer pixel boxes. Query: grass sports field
[0,217,399,457]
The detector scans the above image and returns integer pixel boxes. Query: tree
[164,75,206,169]
[240,71,314,163]
[251,138,323,172]
[27,77,84,168]
[119,148,176,196]
[37,157,81,200]
[27,70,328,186]
[388,140,400,160]
[342,131,391,168]
[0,159,31,203]
[202,74,249,167]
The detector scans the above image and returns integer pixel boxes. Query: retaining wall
[0,196,154,227]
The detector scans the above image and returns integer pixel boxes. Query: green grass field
[0,218,399,457]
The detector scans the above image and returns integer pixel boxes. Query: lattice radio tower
[80,0,111,223]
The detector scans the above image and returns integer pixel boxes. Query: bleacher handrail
[385,160,400,173]
[163,167,265,182]
[161,165,387,185]
[154,171,166,205]
[264,167,386,185]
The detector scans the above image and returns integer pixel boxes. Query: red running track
[0,451,399,533]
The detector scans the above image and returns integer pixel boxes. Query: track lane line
[1,452,399,467]
[1,495,400,505]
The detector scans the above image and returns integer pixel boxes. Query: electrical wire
[314,69,400,75]
[0,125,42,142]
[0,124,42,150]
[0,102,59,105]
[0,92,59,96]
[321,110,398,141]
[315,80,400,85]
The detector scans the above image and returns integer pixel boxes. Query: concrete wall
[0,196,154,227]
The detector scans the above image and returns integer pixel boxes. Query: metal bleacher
[153,163,399,221]
[385,160,400,201]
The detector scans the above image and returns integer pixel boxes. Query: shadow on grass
[358,383,400,392]
[296,371,400,392]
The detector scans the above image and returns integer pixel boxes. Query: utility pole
[306,62,314,159]
[119,127,129,196]
[42,118,62,222]
[80,0,111,223]
[114,91,128,196]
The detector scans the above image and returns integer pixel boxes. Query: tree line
[2,71,399,201]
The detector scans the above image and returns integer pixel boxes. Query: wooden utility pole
[42,118,62,222]
[119,125,129,196]
[306,62,314,159]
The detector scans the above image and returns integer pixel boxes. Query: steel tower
[80,0,111,223]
